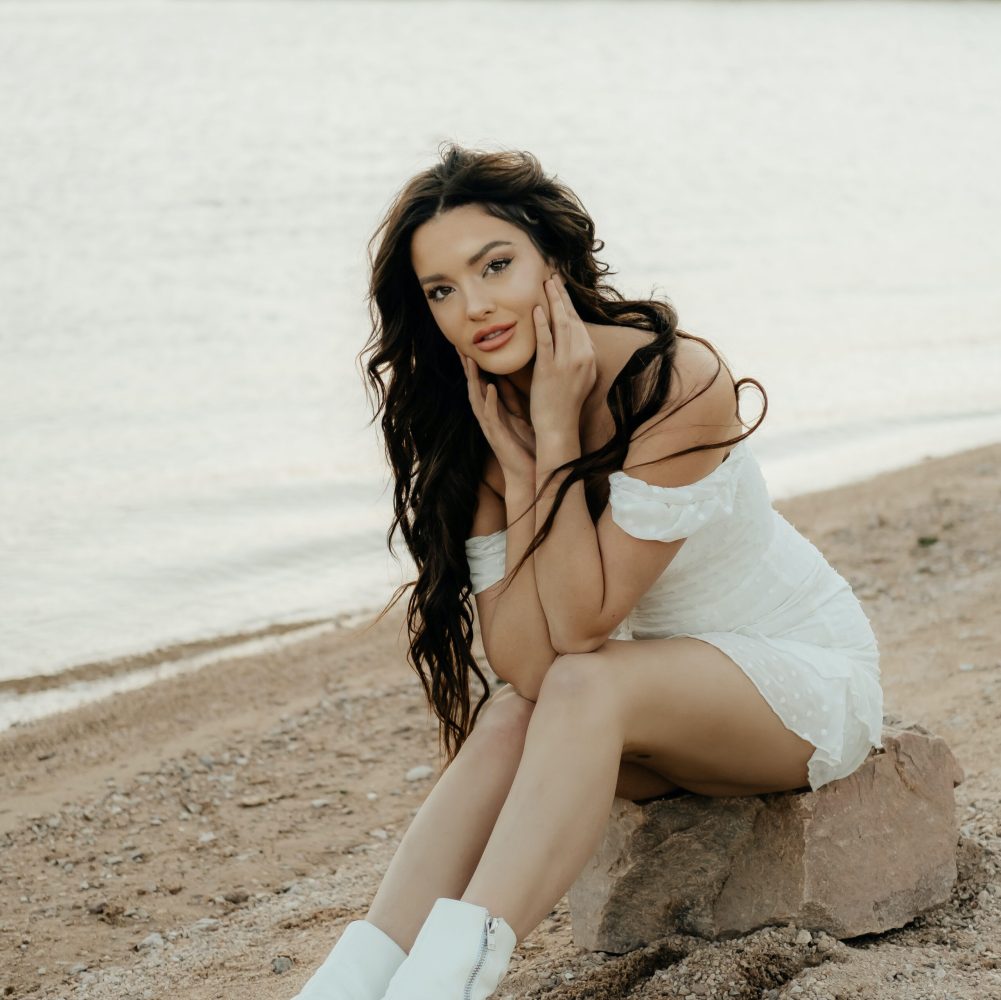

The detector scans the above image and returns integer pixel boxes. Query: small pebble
[136,932,164,951]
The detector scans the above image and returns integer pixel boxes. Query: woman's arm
[530,362,740,654]
[472,459,560,702]
[532,433,603,655]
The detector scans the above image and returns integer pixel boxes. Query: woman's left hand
[530,273,597,436]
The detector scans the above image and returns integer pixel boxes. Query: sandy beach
[2,442,999,1000]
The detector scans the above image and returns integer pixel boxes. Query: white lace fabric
[464,439,884,791]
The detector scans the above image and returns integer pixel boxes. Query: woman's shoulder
[603,326,731,409]
[630,332,737,441]
[671,333,734,397]
[469,450,507,538]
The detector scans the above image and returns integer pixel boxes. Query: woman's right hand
[457,348,536,485]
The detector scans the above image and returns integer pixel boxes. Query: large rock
[568,717,964,951]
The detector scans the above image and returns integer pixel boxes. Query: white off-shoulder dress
[463,439,884,792]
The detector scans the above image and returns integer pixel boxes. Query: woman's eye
[425,258,511,303]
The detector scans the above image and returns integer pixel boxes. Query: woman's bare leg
[364,686,535,952]
[364,684,678,953]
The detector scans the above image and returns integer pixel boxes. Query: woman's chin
[478,342,534,372]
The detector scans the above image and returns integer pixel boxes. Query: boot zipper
[463,915,500,999]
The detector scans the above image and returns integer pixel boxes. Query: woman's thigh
[537,637,816,797]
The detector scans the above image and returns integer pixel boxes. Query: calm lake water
[2,1,999,700]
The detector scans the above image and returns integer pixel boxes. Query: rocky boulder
[568,716,964,951]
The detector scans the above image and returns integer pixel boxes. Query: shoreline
[0,607,392,735]
[5,434,1000,733]
[2,440,1000,999]
[0,617,344,697]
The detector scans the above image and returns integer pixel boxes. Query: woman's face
[410,203,556,374]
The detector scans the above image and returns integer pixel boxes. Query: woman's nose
[465,289,495,319]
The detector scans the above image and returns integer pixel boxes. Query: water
[2,1,999,701]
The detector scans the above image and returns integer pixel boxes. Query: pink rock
[568,717,964,951]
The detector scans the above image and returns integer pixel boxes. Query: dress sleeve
[464,528,508,594]
[607,444,745,543]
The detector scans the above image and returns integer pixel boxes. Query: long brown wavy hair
[357,143,766,764]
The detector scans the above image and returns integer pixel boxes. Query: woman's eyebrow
[418,240,514,285]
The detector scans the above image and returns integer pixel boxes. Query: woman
[292,145,883,999]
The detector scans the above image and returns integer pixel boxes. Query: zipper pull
[485,915,499,950]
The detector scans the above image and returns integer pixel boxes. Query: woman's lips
[475,323,516,351]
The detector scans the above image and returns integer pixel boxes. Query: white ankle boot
[291,919,407,1000]
[380,897,517,1000]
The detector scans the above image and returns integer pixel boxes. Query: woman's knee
[536,653,616,710]
[468,684,535,751]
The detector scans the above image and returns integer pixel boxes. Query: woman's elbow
[550,632,606,656]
